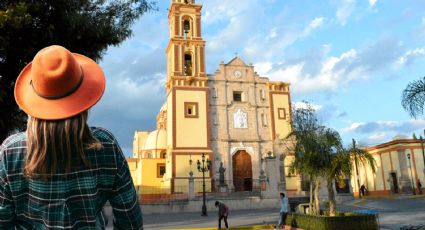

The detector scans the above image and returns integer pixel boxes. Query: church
[128,0,299,198]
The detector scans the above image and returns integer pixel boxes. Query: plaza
[102,195,425,229]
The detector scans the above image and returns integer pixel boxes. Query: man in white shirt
[278,192,289,228]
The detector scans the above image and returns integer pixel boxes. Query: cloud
[339,119,425,145]
[293,101,323,111]
[397,48,425,66]
[336,0,355,26]
[366,132,387,143]
[341,119,425,135]
[87,10,169,155]
[256,37,406,95]
[368,0,378,7]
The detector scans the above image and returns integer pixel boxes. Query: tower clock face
[234,70,242,78]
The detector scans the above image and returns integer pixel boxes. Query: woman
[0,45,142,229]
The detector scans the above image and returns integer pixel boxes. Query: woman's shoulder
[90,127,119,144]
[1,132,26,151]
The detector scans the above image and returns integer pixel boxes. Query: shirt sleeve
[0,148,15,229]
[109,144,143,230]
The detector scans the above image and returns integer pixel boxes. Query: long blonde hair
[25,111,101,178]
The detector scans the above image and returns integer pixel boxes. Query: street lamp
[407,153,416,195]
[197,153,211,216]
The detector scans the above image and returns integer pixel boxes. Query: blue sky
[89,0,425,155]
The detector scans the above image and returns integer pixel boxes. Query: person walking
[0,45,143,229]
[278,192,289,228]
[418,180,423,195]
[215,201,229,229]
[360,184,366,197]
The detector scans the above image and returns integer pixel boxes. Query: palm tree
[324,151,351,216]
[316,128,347,216]
[285,102,327,215]
[348,139,376,198]
[402,76,425,118]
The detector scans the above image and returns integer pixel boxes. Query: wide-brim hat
[14,45,105,120]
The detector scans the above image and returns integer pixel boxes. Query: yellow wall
[271,94,291,139]
[175,89,208,148]
[133,131,149,156]
[167,93,173,148]
[174,178,212,193]
[413,149,425,184]
[175,154,211,178]
[139,158,167,194]
[350,141,425,196]
[284,156,298,190]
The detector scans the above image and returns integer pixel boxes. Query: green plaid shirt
[0,127,142,229]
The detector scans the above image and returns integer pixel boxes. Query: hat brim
[14,53,105,120]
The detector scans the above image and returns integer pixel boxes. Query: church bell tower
[164,0,212,193]
[166,0,207,90]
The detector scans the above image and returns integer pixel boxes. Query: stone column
[188,171,194,200]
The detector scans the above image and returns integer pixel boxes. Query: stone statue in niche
[234,109,247,128]
[218,162,226,186]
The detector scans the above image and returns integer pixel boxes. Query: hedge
[285,212,378,230]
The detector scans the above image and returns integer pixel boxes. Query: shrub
[285,212,378,230]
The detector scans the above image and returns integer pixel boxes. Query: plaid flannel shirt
[0,127,143,229]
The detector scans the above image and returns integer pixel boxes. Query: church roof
[226,56,249,66]
[142,129,167,151]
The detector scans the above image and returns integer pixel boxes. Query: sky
[89,0,425,156]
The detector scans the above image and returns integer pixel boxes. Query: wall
[284,155,299,191]
[350,140,425,196]
[140,158,167,194]
[270,93,291,140]
[175,89,208,148]
[139,197,280,214]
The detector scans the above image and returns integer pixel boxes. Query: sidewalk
[105,206,281,229]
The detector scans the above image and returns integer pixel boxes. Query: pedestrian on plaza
[277,192,289,228]
[418,180,423,194]
[0,45,142,229]
[360,184,367,197]
[215,200,229,229]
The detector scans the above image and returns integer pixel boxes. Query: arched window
[183,20,190,39]
[184,53,192,76]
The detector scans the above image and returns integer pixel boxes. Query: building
[128,0,300,197]
[350,136,425,197]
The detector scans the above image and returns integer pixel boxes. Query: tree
[286,102,328,215]
[285,102,376,216]
[349,139,376,198]
[401,76,425,118]
[317,128,346,216]
[0,0,155,142]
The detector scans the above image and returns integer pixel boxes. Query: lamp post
[407,153,416,195]
[197,153,211,216]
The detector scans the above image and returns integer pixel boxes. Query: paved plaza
[104,195,425,229]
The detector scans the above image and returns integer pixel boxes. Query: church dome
[142,129,167,150]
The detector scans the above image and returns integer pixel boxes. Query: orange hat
[14,45,105,120]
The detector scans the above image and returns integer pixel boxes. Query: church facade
[128,0,299,196]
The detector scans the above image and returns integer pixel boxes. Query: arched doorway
[232,150,252,191]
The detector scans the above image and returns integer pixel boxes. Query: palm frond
[402,76,425,118]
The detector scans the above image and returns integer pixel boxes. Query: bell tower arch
[166,0,206,91]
